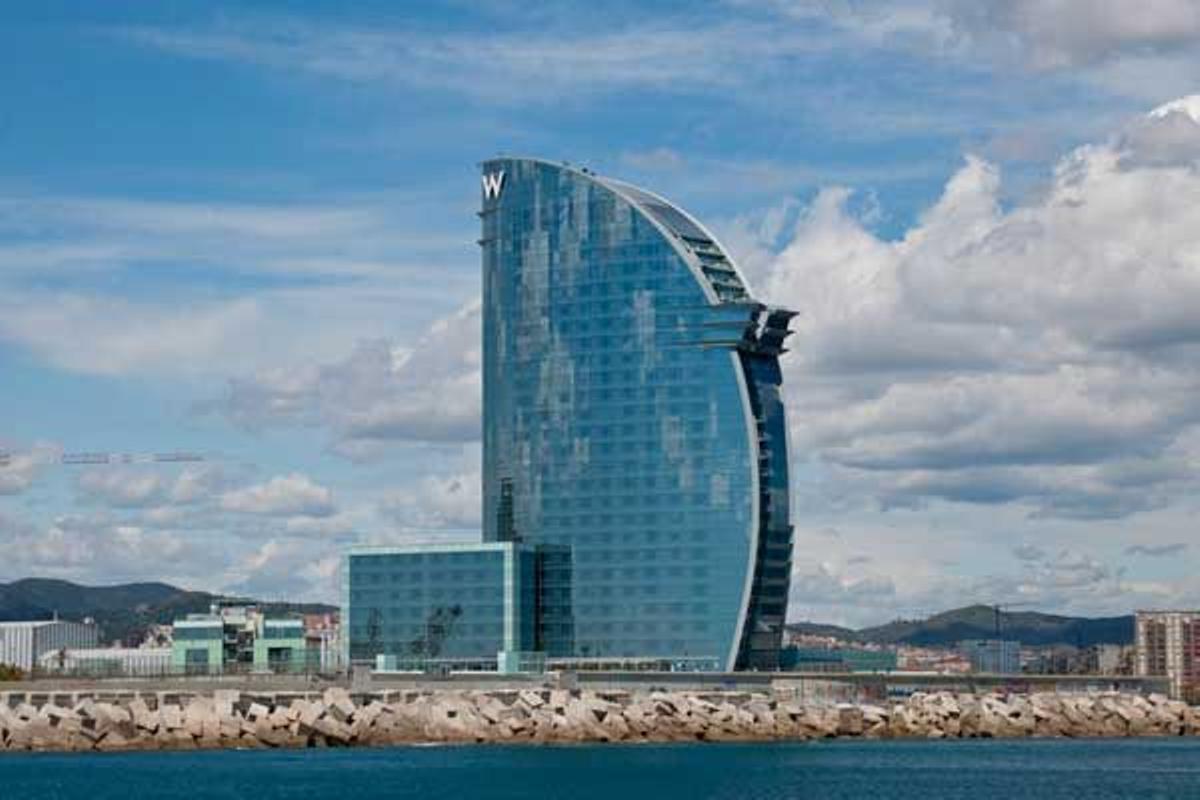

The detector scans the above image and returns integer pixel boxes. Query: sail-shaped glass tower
[480,158,794,670]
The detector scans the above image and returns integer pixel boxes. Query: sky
[1,0,1199,627]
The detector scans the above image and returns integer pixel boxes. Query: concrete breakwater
[1,688,1198,752]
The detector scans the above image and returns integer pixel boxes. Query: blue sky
[2,1,1199,625]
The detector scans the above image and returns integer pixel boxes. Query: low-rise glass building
[343,542,572,670]
[254,619,308,673]
[171,617,223,675]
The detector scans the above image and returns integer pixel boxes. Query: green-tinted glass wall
[344,543,572,664]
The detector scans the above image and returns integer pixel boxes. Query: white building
[0,620,99,672]
[38,646,171,676]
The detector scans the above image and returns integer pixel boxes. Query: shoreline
[2,687,1198,753]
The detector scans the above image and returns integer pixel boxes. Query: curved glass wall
[481,158,792,669]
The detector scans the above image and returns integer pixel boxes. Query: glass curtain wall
[481,158,793,669]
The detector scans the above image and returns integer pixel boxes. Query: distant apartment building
[1136,610,1200,702]
[959,640,1021,674]
[0,620,98,672]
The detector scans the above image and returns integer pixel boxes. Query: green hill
[789,604,1134,647]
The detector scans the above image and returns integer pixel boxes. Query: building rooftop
[0,620,91,629]
[348,541,528,556]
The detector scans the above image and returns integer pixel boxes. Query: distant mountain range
[0,578,336,646]
[788,604,1134,648]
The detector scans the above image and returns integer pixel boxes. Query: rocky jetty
[1,688,1197,752]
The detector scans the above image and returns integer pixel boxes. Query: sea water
[1,738,1199,799]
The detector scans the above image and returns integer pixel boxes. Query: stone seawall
[2,688,1197,752]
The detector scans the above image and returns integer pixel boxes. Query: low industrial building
[959,639,1021,674]
[38,646,170,676]
[171,603,310,675]
[343,542,573,672]
[1136,610,1200,701]
[0,620,98,672]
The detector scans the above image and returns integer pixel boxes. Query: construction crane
[0,450,208,468]
[408,605,464,659]
[993,602,1036,636]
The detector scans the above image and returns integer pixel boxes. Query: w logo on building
[482,171,505,200]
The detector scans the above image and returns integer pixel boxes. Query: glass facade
[480,158,794,670]
[254,620,308,673]
[344,543,573,664]
[170,620,223,674]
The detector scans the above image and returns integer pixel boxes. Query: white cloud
[790,563,897,604]
[953,0,1200,70]
[775,0,1200,70]
[750,97,1200,520]
[0,188,475,379]
[0,511,211,586]
[380,467,482,531]
[1125,542,1188,558]
[223,299,483,457]
[0,294,265,378]
[110,6,1178,160]
[786,507,1200,627]
[77,469,171,508]
[223,538,341,600]
[75,465,233,511]
[118,18,835,104]
[0,443,59,495]
[219,473,336,517]
[0,193,462,281]
[283,512,359,539]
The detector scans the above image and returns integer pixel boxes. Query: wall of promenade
[0,672,1195,752]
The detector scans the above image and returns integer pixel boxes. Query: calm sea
[2,739,1199,799]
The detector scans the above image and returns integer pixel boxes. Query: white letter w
[482,171,505,200]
